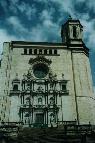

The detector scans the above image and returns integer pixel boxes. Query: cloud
[7,16,27,33]
[33,0,75,17]
[0,0,95,50]
[9,0,19,4]
[0,0,9,14]
[29,25,47,42]
[17,2,37,20]
[26,5,37,20]
[49,0,76,18]
[87,0,95,12]
[28,18,59,42]
[77,0,86,1]
[0,0,95,86]
[40,9,57,28]
[40,9,53,22]
[0,0,37,20]
[6,8,59,42]
[0,1,94,55]
[79,18,95,50]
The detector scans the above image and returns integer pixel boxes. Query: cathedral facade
[0,18,95,127]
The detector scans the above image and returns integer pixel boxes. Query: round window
[33,63,49,78]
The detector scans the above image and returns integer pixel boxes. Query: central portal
[35,113,44,127]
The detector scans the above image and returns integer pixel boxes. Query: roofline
[10,40,89,49]
[62,19,83,28]
[11,41,66,46]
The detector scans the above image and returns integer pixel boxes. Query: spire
[68,15,72,20]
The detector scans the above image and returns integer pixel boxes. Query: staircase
[1,125,95,143]
[16,127,95,143]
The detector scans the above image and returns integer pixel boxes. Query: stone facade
[0,18,95,127]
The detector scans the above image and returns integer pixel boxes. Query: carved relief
[29,55,52,65]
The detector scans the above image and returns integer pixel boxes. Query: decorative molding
[48,70,57,81]
[12,73,20,83]
[37,85,44,93]
[29,55,52,65]
[23,70,34,80]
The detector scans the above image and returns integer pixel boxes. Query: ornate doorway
[34,113,44,127]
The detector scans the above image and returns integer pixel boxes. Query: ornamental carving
[29,55,52,65]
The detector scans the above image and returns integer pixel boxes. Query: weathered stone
[0,17,95,128]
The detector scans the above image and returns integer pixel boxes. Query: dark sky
[0,0,95,90]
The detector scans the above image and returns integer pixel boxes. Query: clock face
[33,63,49,78]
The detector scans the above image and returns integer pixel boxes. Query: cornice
[10,41,89,56]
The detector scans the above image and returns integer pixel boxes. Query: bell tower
[61,16,83,44]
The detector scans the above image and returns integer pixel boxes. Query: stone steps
[15,128,95,143]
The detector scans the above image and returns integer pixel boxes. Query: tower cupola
[61,16,83,44]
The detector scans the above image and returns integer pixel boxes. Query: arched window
[54,49,57,55]
[44,49,47,55]
[24,49,27,54]
[49,50,52,55]
[26,97,30,105]
[13,84,18,91]
[34,49,37,54]
[50,83,54,90]
[62,84,66,91]
[50,97,54,104]
[29,49,32,54]
[73,26,77,38]
[25,113,29,117]
[39,49,42,54]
